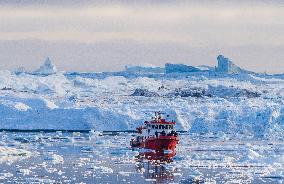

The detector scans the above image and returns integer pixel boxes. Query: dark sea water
[0,132,283,183]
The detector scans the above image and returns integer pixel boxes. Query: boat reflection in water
[134,152,178,183]
[130,112,180,183]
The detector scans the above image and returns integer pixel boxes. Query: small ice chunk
[91,166,113,173]
[247,149,262,160]
[14,102,31,111]
[45,154,64,164]
[18,169,31,176]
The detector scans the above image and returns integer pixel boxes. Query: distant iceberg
[125,64,164,74]
[0,54,283,139]
[13,66,26,75]
[165,63,202,73]
[34,57,57,75]
[215,55,249,74]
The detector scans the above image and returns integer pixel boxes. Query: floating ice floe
[91,166,113,173]
[18,169,31,176]
[14,102,31,111]
[0,172,13,180]
[239,149,263,163]
[0,146,31,164]
[44,154,64,164]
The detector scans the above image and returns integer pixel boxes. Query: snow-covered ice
[0,146,31,164]
[0,57,283,141]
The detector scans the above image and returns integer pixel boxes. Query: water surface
[0,132,283,183]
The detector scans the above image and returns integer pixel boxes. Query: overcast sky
[0,0,283,73]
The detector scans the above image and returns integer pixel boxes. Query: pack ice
[0,56,283,140]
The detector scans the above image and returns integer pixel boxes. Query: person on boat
[161,130,166,136]
[174,131,178,137]
[155,131,158,138]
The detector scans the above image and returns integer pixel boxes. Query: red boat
[130,112,179,158]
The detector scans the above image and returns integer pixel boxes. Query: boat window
[165,125,168,129]
[155,125,159,129]
[159,125,165,129]
[169,125,173,129]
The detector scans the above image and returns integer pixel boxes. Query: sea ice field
[0,131,283,183]
[0,57,284,140]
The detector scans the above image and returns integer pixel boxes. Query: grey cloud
[0,1,283,73]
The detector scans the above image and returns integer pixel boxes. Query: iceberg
[124,64,164,74]
[13,67,26,75]
[34,57,57,75]
[165,63,201,73]
[215,55,249,74]
[0,54,282,140]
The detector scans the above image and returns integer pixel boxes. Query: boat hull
[131,136,179,158]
